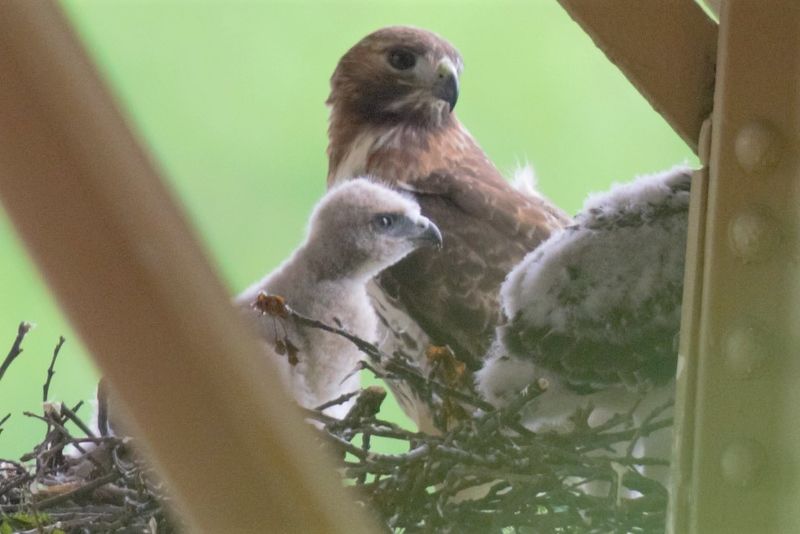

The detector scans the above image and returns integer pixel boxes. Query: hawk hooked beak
[433,58,459,112]
[413,217,443,249]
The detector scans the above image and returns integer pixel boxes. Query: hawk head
[309,178,443,280]
[327,26,463,129]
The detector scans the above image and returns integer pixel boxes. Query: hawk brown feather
[326,26,569,425]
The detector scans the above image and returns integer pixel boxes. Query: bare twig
[60,402,96,439]
[42,336,65,402]
[0,321,32,382]
[34,470,122,510]
[258,294,494,414]
[22,410,102,469]
[314,390,360,412]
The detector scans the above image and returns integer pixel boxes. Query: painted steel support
[557,0,717,154]
[671,2,800,532]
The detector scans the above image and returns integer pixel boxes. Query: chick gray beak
[413,218,443,249]
[433,60,459,112]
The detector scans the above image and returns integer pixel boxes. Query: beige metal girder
[558,1,800,531]
[671,2,800,532]
[0,2,373,532]
[557,0,717,154]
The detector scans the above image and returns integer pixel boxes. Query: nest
[1,313,671,533]
[0,323,174,533]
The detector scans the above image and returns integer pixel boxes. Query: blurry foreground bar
[0,1,373,532]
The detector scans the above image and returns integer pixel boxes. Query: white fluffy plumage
[508,164,543,201]
[237,178,441,418]
[476,166,692,480]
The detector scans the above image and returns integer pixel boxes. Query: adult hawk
[326,26,569,428]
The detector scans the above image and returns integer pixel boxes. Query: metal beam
[0,2,373,532]
[558,0,718,153]
[670,2,800,532]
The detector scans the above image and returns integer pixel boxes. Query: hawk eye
[387,48,417,71]
[374,213,397,230]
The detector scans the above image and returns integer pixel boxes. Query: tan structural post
[670,2,800,532]
[557,0,717,154]
[0,2,373,532]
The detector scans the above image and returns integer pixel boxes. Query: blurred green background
[0,0,693,459]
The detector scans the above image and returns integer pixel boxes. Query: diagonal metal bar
[558,0,718,153]
[0,1,373,532]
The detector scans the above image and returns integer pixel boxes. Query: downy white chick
[477,165,692,485]
[237,178,442,418]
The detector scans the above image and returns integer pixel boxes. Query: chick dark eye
[388,49,417,71]
[373,213,397,230]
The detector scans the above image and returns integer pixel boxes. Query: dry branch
[1,316,671,533]
[42,336,65,402]
[0,321,31,382]
[254,295,672,532]
[1,327,174,534]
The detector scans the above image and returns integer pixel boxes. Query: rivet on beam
[728,208,779,262]
[734,121,782,174]
[720,440,765,488]
[722,326,768,379]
